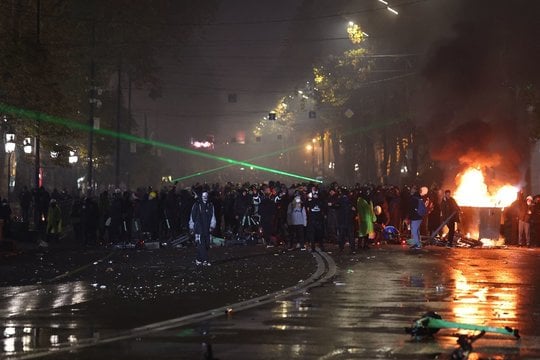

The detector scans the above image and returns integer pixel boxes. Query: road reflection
[0,281,93,355]
[452,267,517,326]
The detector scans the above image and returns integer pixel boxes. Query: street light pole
[115,61,122,188]
[34,0,41,191]
[87,20,96,194]
[7,152,12,199]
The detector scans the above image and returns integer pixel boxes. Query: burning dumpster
[459,206,504,247]
[453,168,518,247]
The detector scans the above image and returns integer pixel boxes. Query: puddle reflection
[0,281,94,355]
[452,269,517,325]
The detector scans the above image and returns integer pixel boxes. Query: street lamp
[68,150,78,164]
[23,138,33,154]
[5,133,15,197]
[4,133,15,153]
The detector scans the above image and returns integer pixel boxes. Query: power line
[0,0,430,28]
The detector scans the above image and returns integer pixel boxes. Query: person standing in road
[46,199,62,242]
[287,195,307,250]
[18,186,32,224]
[306,189,326,252]
[337,189,356,253]
[189,191,216,266]
[408,187,426,250]
[258,185,277,247]
[357,188,376,250]
[325,187,340,244]
[518,193,533,247]
[440,189,460,247]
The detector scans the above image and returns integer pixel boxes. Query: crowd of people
[1,180,540,256]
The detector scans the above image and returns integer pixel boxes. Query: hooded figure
[189,191,216,266]
[357,189,376,249]
[46,199,62,241]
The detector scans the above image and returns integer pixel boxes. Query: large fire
[454,168,518,208]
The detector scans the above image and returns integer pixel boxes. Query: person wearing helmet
[189,191,216,266]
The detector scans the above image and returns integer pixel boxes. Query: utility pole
[33,0,41,230]
[127,75,132,189]
[115,62,122,188]
[87,20,96,194]
[34,0,41,191]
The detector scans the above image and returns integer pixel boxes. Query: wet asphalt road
[2,244,540,359]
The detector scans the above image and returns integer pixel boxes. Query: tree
[0,0,219,191]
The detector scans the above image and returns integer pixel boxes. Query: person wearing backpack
[409,187,427,249]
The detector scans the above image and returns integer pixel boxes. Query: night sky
[125,0,537,186]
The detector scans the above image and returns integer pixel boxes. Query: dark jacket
[189,200,216,235]
[409,194,424,221]
[441,196,460,223]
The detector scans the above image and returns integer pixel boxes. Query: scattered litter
[347,269,354,273]
[334,281,346,286]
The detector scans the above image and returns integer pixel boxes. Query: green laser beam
[0,102,322,183]
[173,117,404,182]
[172,146,292,182]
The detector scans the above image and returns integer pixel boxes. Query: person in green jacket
[357,188,376,249]
[47,199,62,242]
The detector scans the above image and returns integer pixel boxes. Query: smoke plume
[418,0,540,189]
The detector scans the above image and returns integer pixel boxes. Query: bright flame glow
[454,168,518,208]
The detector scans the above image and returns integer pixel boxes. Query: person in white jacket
[287,195,307,250]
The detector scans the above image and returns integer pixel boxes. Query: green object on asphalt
[426,317,519,337]
[405,312,520,340]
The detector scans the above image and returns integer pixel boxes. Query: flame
[454,168,518,208]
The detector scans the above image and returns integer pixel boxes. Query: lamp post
[3,134,34,200]
[23,138,33,154]
[4,133,15,198]
[68,150,78,164]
